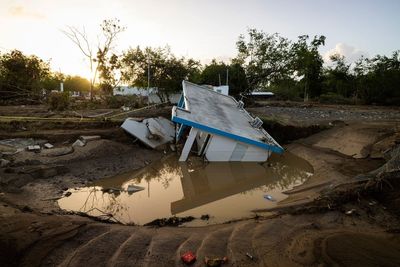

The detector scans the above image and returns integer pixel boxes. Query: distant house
[113,86,155,97]
[246,91,275,99]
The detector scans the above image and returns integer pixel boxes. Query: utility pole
[147,55,150,106]
[226,68,229,85]
[218,74,221,86]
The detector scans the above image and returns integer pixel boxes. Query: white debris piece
[121,117,175,149]
[27,145,41,151]
[72,139,85,147]
[44,143,54,149]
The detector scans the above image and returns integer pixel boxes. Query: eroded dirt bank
[1,106,400,266]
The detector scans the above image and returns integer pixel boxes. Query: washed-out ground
[0,102,400,266]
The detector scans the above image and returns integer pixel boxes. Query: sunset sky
[1,0,399,79]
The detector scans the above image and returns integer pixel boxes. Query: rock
[79,135,101,143]
[72,139,85,147]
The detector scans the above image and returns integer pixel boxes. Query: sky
[1,0,399,79]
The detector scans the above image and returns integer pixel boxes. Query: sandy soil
[1,104,400,266]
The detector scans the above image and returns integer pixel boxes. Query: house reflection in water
[59,153,313,225]
[172,161,281,214]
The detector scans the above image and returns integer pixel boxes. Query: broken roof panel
[121,117,175,149]
[172,81,283,154]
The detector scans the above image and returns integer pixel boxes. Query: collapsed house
[121,81,283,162]
[172,81,283,162]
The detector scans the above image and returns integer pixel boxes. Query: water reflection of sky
[58,152,313,226]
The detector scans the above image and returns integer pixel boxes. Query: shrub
[105,95,145,109]
[319,92,355,105]
[47,92,70,111]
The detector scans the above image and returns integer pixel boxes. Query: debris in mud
[43,143,54,149]
[345,209,357,215]
[0,138,47,151]
[204,256,228,267]
[101,187,121,194]
[245,252,254,260]
[127,184,145,194]
[181,251,196,265]
[144,216,195,227]
[200,214,210,220]
[72,139,85,147]
[369,200,378,206]
[64,192,72,197]
[263,194,275,201]
[27,145,41,152]
[121,117,175,149]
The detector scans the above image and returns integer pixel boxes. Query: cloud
[8,6,46,20]
[324,43,368,64]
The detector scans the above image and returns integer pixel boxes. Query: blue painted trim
[177,124,187,140]
[177,94,184,108]
[172,115,284,154]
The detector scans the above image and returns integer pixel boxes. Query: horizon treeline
[0,28,399,105]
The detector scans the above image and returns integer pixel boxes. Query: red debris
[181,251,196,265]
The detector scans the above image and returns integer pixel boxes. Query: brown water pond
[58,152,313,226]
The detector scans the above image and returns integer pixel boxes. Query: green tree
[198,59,248,96]
[64,75,91,93]
[0,50,50,101]
[97,53,122,95]
[354,51,400,104]
[121,46,200,102]
[198,59,228,86]
[291,35,326,99]
[322,54,354,97]
[236,29,293,89]
[41,72,65,92]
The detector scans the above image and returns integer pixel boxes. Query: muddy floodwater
[59,152,313,226]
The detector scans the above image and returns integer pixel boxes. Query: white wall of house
[203,134,270,162]
[113,86,157,96]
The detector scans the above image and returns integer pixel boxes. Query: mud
[0,103,400,266]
